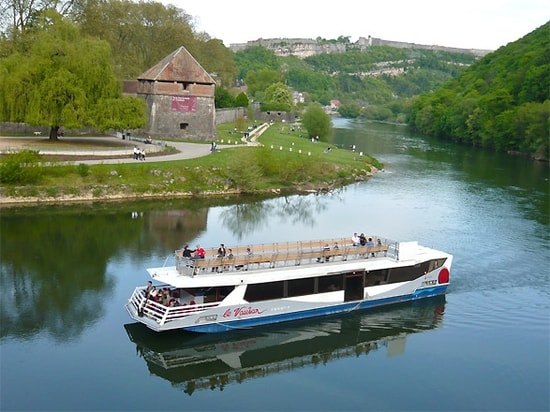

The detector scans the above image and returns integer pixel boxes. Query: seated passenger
[192,244,205,259]
[366,237,375,257]
[351,232,360,246]
[182,245,195,258]
[318,243,331,262]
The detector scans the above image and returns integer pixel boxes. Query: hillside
[408,22,549,160]
[230,36,491,58]
[234,42,481,123]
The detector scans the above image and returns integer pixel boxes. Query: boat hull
[125,283,448,333]
[175,285,447,333]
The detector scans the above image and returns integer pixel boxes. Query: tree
[0,0,74,41]
[244,68,283,97]
[0,10,146,140]
[233,46,280,80]
[195,38,237,88]
[215,86,235,108]
[338,103,361,118]
[75,0,197,79]
[261,82,293,112]
[301,103,332,141]
[235,92,249,108]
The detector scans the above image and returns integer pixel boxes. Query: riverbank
[0,124,381,207]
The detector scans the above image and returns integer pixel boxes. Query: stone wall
[215,107,247,125]
[254,110,295,123]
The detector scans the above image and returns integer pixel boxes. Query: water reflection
[124,296,445,396]
[0,194,342,341]
[0,207,129,341]
[218,193,341,240]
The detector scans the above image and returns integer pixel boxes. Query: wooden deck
[175,237,392,275]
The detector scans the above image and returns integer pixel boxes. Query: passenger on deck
[226,248,234,259]
[192,244,205,259]
[246,247,253,256]
[145,281,153,298]
[217,244,226,257]
[359,233,367,246]
[318,243,331,262]
[161,289,171,306]
[148,286,159,300]
[182,245,195,258]
[352,232,360,246]
[366,237,375,257]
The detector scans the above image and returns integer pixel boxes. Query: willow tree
[0,10,146,140]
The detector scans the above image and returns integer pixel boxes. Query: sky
[168,0,548,51]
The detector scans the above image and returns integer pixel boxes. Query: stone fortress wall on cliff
[230,36,492,58]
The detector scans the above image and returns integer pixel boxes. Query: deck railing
[174,237,395,276]
[128,287,218,325]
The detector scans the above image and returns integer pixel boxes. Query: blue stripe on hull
[182,285,448,333]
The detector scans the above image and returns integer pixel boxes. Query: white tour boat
[125,236,452,333]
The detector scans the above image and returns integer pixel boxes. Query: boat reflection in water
[124,295,446,395]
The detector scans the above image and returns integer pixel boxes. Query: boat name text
[223,306,266,318]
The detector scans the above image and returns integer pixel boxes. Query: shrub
[77,163,90,177]
[0,150,43,184]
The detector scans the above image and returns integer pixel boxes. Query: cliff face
[230,38,347,58]
[230,36,492,58]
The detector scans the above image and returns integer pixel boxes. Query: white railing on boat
[128,287,217,325]
[174,237,395,276]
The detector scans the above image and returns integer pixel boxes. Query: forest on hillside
[234,45,478,123]
[408,22,549,160]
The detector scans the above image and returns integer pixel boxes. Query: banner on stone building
[171,96,197,112]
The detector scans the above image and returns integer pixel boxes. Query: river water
[1,120,548,411]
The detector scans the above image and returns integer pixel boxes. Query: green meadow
[0,121,382,202]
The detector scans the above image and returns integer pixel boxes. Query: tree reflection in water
[219,190,345,240]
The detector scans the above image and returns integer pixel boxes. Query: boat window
[203,286,235,303]
[365,269,388,286]
[388,261,430,284]
[318,274,344,293]
[428,258,446,271]
[287,278,315,297]
[245,281,284,302]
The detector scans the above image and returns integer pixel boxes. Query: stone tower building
[135,46,216,140]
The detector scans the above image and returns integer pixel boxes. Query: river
[1,119,548,411]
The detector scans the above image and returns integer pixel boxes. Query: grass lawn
[0,120,382,201]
